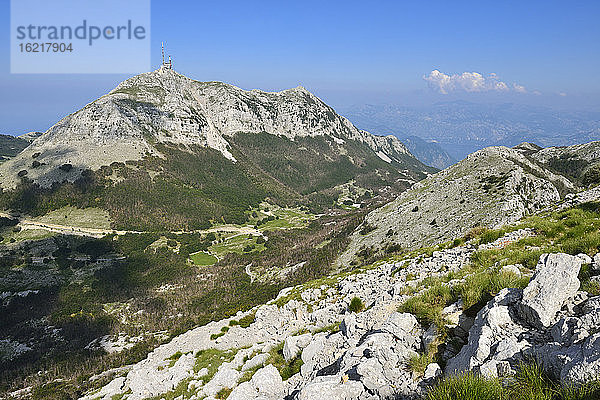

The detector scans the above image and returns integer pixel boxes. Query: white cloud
[423,70,528,94]
[513,83,527,93]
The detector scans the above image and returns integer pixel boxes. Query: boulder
[423,363,442,380]
[422,324,438,349]
[441,301,463,328]
[519,253,582,328]
[283,333,312,361]
[445,288,526,375]
[592,253,600,272]
[561,333,600,383]
[227,382,257,400]
[296,375,365,400]
[228,365,284,400]
[501,264,522,277]
[576,254,592,264]
[201,366,239,397]
[381,312,421,348]
[251,364,284,397]
[356,358,387,391]
[241,353,270,371]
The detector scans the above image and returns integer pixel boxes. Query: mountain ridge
[0,68,430,190]
[337,142,589,267]
[0,68,434,231]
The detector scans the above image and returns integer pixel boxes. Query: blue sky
[1,0,599,134]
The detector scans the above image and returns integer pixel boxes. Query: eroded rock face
[446,252,599,384]
[445,288,529,377]
[0,68,424,189]
[296,376,365,400]
[519,253,583,328]
[284,333,312,362]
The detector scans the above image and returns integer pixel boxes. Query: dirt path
[0,212,262,239]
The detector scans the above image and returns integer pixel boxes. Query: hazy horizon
[2,0,599,135]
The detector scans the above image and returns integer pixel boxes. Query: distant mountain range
[341,101,600,161]
[398,135,456,169]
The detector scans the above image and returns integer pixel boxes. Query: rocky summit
[0,68,432,190]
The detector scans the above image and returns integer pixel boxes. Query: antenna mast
[160,42,172,70]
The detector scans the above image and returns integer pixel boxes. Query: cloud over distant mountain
[424,70,528,94]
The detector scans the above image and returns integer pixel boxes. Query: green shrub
[479,228,505,245]
[194,349,237,380]
[216,387,233,399]
[509,362,555,400]
[408,352,435,376]
[313,323,341,334]
[360,223,376,235]
[428,363,600,400]
[348,297,365,313]
[386,243,403,254]
[456,269,529,310]
[238,313,256,328]
[559,380,600,400]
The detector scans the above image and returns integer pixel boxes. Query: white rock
[576,254,592,264]
[592,253,600,271]
[356,358,387,390]
[445,288,525,375]
[296,375,364,400]
[242,353,270,372]
[283,333,312,361]
[423,363,442,380]
[519,253,583,328]
[201,367,240,397]
[381,312,421,348]
[252,365,283,393]
[501,264,522,277]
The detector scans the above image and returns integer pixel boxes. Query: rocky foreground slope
[337,144,577,267]
[80,226,600,400]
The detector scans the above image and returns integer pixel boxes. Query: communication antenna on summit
[160,42,172,70]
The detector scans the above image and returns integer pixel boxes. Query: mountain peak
[0,69,432,189]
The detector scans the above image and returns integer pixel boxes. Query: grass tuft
[426,372,504,400]
[348,296,365,313]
